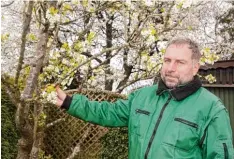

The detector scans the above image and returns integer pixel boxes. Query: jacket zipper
[136,109,150,115]
[223,143,228,159]
[144,96,172,159]
[199,127,207,148]
[174,117,198,129]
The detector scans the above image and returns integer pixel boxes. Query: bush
[100,127,128,159]
[1,89,19,159]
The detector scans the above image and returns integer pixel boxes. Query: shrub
[100,127,128,159]
[1,89,19,159]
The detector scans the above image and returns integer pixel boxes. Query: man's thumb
[56,86,66,101]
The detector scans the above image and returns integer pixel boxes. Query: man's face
[160,44,200,88]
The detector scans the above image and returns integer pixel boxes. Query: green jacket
[63,77,234,159]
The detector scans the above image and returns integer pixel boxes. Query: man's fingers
[56,99,63,107]
[56,86,66,101]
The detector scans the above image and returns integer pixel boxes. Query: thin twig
[46,118,66,128]
[1,1,14,7]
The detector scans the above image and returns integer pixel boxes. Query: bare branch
[81,52,102,63]
[164,2,175,29]
[1,1,14,7]
[116,62,162,93]
[92,48,122,70]
[116,48,133,90]
[46,118,66,128]
[117,74,156,93]
[66,125,92,159]
[15,1,34,86]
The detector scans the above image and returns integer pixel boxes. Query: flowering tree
[216,1,234,59]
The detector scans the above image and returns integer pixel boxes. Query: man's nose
[168,62,177,72]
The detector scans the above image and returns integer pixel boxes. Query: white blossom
[46,91,57,104]
[41,91,57,104]
[205,74,216,84]
[62,59,70,65]
[141,29,151,37]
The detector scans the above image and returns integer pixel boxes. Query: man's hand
[56,86,67,107]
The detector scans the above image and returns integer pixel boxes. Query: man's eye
[178,61,185,64]
[164,59,170,63]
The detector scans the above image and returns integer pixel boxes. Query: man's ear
[193,61,200,76]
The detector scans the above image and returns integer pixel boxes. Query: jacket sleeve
[201,101,234,159]
[65,91,137,127]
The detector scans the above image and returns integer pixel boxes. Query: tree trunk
[17,7,50,158]
[16,103,33,159]
[105,15,114,91]
[116,48,133,92]
[29,100,45,159]
[29,25,50,159]
[116,13,132,92]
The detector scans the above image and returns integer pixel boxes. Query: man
[56,38,234,159]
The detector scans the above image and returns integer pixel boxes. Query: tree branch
[117,74,156,93]
[15,1,34,86]
[81,52,102,63]
[1,1,14,7]
[66,125,92,159]
[56,44,129,85]
[116,48,133,90]
[46,118,66,128]
[116,62,162,93]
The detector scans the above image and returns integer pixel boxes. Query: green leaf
[203,47,210,53]
[160,8,165,13]
[82,0,88,7]
[63,3,72,11]
[74,41,83,51]
[49,7,58,16]
[27,33,37,41]
[160,49,166,54]
[150,28,157,36]
[141,51,148,57]
[179,20,182,26]
[89,76,95,81]
[90,7,96,12]
[72,0,79,5]
[1,33,10,42]
[62,42,70,51]
[87,32,96,44]
[176,2,183,9]
[46,85,55,93]
[187,26,193,30]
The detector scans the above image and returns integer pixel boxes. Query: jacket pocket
[130,108,151,137]
[135,109,150,115]
[163,117,199,152]
[214,140,232,159]
[174,118,198,129]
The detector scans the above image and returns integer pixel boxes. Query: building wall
[205,86,234,145]
[199,65,234,145]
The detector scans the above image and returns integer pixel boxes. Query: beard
[161,72,194,89]
[161,73,181,89]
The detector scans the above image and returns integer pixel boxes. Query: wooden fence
[44,88,126,159]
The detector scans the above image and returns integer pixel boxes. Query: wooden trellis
[44,88,126,159]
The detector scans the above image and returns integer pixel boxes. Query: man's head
[160,38,201,88]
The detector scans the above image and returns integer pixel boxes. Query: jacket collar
[156,76,202,101]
